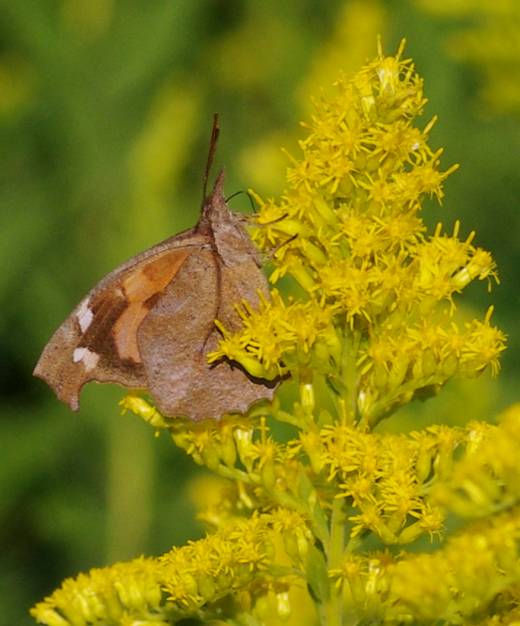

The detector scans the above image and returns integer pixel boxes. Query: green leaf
[305,542,330,604]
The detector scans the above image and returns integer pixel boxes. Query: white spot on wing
[73,347,86,363]
[77,299,94,333]
[73,347,100,371]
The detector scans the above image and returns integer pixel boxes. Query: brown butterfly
[34,117,276,420]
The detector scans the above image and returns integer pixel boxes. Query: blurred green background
[1,1,518,624]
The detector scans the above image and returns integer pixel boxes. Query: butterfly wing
[34,231,204,410]
[35,174,276,419]
[137,247,275,420]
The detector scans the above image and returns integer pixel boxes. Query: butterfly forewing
[34,245,198,410]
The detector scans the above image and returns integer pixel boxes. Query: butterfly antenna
[202,113,220,208]
[226,190,257,213]
[273,233,298,258]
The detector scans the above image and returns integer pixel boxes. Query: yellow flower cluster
[316,413,520,545]
[31,511,309,626]
[121,397,520,555]
[386,506,520,622]
[320,425,448,544]
[164,413,330,545]
[432,404,520,517]
[160,515,273,609]
[210,291,339,379]
[357,307,505,425]
[330,506,520,623]
[31,557,164,626]
[210,40,505,428]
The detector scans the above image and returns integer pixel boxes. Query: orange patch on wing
[112,249,191,362]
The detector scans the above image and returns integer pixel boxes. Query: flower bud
[283,532,299,561]
[201,445,221,472]
[387,358,409,391]
[197,574,216,600]
[421,348,438,379]
[415,448,433,484]
[276,591,291,620]
[373,362,389,390]
[119,395,168,429]
[375,521,399,545]
[312,195,338,226]
[254,594,271,620]
[397,521,424,544]
[441,354,458,377]
[300,238,328,266]
[220,429,237,468]
[236,352,278,380]
[261,461,277,491]
[300,382,315,413]
[288,260,316,293]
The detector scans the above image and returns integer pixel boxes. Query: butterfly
[34,117,276,420]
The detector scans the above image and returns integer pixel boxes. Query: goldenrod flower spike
[213,40,505,427]
[33,41,514,626]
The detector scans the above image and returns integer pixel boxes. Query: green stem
[325,497,345,626]
[367,375,439,428]
[342,328,361,427]
[212,461,331,548]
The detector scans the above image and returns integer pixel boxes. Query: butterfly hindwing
[137,247,275,420]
